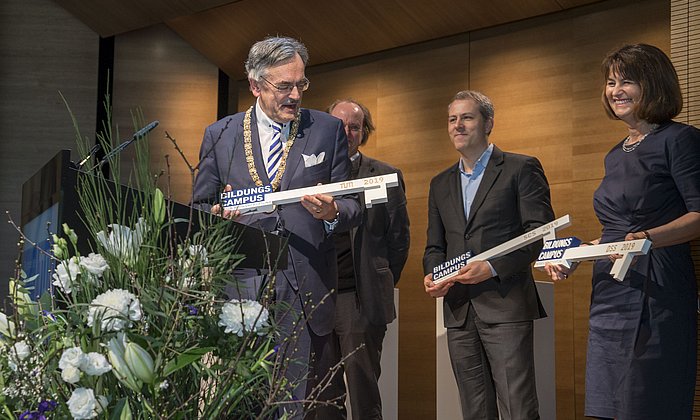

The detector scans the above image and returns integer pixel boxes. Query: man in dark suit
[191,37,362,413]
[423,90,553,420]
[312,100,410,419]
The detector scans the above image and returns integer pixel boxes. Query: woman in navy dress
[546,44,700,419]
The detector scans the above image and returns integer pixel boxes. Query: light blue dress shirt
[459,143,497,277]
[459,143,494,219]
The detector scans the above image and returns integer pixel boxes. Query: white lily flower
[0,312,15,338]
[106,333,142,392]
[52,257,80,294]
[124,341,155,384]
[96,218,148,266]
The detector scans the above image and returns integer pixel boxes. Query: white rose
[79,253,109,279]
[87,289,142,332]
[219,299,270,336]
[61,365,81,384]
[81,352,112,376]
[67,388,106,419]
[11,340,30,360]
[59,347,86,369]
[52,257,80,294]
[7,340,30,371]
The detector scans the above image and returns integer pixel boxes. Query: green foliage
[0,101,297,419]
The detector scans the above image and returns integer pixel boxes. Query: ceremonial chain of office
[243,105,301,191]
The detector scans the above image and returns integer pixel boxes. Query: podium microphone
[89,121,159,171]
[76,143,102,169]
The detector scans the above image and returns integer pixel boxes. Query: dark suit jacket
[423,146,553,326]
[192,107,362,335]
[350,154,410,326]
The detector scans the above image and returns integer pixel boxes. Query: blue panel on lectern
[22,203,59,300]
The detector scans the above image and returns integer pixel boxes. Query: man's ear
[485,118,494,135]
[249,78,261,97]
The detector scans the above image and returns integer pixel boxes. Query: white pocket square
[302,152,325,167]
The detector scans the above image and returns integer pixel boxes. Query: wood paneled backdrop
[1,0,685,419]
[0,0,98,310]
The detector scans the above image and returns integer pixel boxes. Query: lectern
[21,150,287,300]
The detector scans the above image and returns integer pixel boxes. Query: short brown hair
[327,99,375,146]
[601,44,683,123]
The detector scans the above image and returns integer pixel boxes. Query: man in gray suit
[423,90,553,420]
[313,100,410,419]
[192,37,362,413]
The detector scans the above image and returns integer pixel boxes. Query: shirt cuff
[324,214,340,233]
[487,261,497,277]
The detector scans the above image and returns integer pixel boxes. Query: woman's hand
[544,262,577,282]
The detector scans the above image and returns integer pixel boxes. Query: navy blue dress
[587,121,700,419]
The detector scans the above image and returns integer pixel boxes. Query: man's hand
[210,184,241,220]
[424,273,453,298]
[301,190,338,221]
[451,261,493,285]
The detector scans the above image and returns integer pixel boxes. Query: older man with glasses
[192,36,362,418]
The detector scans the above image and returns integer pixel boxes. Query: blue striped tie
[267,122,283,180]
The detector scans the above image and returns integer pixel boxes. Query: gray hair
[245,36,309,80]
[450,90,495,121]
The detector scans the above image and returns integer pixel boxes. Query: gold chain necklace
[243,106,300,190]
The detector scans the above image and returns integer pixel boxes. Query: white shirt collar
[255,100,288,130]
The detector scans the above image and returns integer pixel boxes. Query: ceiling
[53,0,604,79]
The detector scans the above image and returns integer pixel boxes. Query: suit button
[464,233,471,240]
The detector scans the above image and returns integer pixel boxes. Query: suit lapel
[465,146,504,230]
[281,109,311,190]
[447,163,467,229]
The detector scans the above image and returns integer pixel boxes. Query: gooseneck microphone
[76,143,102,169]
[89,121,159,171]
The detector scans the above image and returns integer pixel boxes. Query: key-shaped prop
[432,215,572,284]
[535,239,651,281]
[220,173,400,214]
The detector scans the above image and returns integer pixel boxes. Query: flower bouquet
[0,108,303,419]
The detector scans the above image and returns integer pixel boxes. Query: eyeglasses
[260,76,310,93]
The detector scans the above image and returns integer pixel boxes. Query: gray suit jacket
[350,154,410,326]
[192,107,362,335]
[423,146,553,326]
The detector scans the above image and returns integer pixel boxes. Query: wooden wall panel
[112,24,219,206]
[376,44,470,419]
[0,0,98,306]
